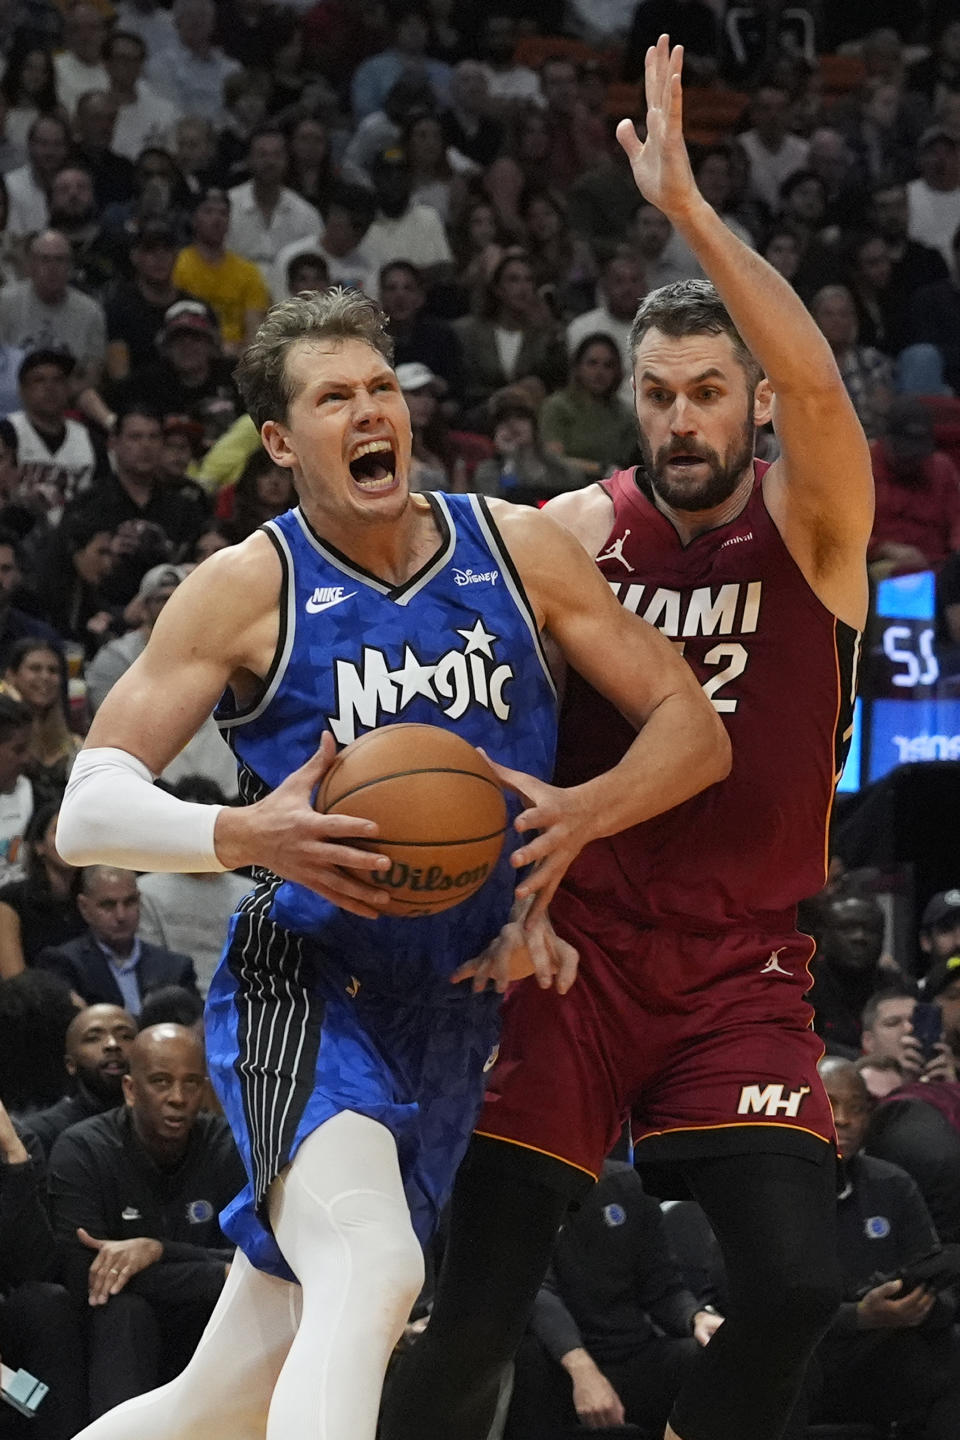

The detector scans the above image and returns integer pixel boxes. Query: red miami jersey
[555,463,862,932]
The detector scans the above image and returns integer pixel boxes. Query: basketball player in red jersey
[381,36,874,1440]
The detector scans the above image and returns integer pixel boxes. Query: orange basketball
[317,724,508,917]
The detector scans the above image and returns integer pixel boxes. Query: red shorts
[476,888,835,1193]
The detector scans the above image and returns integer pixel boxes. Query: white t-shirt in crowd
[362,204,454,276]
[493,325,524,380]
[907,179,960,277]
[0,775,33,881]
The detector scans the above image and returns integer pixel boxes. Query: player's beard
[638,407,756,513]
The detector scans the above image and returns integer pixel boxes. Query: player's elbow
[54,796,101,867]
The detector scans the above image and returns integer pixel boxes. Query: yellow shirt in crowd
[172,247,271,345]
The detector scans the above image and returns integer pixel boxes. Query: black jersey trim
[469,494,557,701]
[833,619,862,782]
[292,496,454,604]
[215,523,295,731]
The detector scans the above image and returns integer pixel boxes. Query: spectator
[475,14,541,111]
[362,149,454,288]
[0,801,84,977]
[738,85,810,218]
[540,333,637,481]
[54,2,109,117]
[173,190,269,353]
[283,250,328,296]
[564,146,642,269]
[910,18,960,108]
[226,128,322,274]
[4,114,72,257]
[860,988,919,1068]
[32,511,116,659]
[394,361,454,490]
[809,1058,960,1438]
[212,69,271,185]
[138,984,203,1033]
[0,525,63,670]
[566,253,645,405]
[4,638,80,807]
[807,127,863,231]
[629,201,696,290]
[272,180,378,301]
[908,127,960,276]
[0,691,33,883]
[0,231,107,400]
[172,115,220,199]
[519,187,597,321]
[454,249,566,417]
[869,180,951,301]
[761,225,801,287]
[810,284,893,440]
[24,1001,137,1159]
[691,144,757,249]
[351,3,452,121]
[47,162,126,298]
[473,389,578,503]
[104,28,179,163]
[217,451,294,543]
[537,55,608,193]
[833,78,921,191]
[146,0,240,127]
[856,1052,907,1100]
[622,0,719,86]
[907,222,960,395]
[926,949,960,1070]
[868,398,960,577]
[301,0,391,86]
[104,220,191,382]
[114,0,176,57]
[379,259,464,405]
[483,107,557,241]
[7,349,100,521]
[505,1160,720,1439]
[920,890,960,985]
[47,1023,244,1416]
[0,1095,87,1440]
[72,90,137,211]
[440,60,502,169]
[807,888,890,1055]
[0,969,80,1113]
[402,108,466,225]
[82,404,208,555]
[37,864,197,1014]
[137,778,251,993]
[0,40,61,164]
[110,300,241,442]
[213,0,295,70]
[341,72,435,183]
[285,115,334,214]
[446,195,508,317]
[846,231,910,355]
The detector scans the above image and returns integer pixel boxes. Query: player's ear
[753,377,774,429]
[261,420,297,470]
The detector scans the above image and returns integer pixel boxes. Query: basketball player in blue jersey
[57,287,729,1439]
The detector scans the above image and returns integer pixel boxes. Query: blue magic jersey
[214,491,558,989]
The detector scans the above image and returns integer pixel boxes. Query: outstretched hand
[616,34,698,221]
[451,895,579,994]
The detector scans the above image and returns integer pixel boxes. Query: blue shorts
[204,910,502,1280]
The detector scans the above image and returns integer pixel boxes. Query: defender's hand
[451,896,579,994]
[214,733,393,919]
[616,34,699,222]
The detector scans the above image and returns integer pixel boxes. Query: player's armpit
[84,532,282,776]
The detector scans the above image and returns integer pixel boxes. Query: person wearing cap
[109,299,240,438]
[868,397,960,577]
[907,127,960,276]
[104,220,193,382]
[922,890,960,976]
[396,361,455,491]
[8,349,101,519]
[173,189,270,353]
[86,563,188,714]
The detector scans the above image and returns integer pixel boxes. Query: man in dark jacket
[504,1163,723,1438]
[0,1097,86,1440]
[25,1003,138,1160]
[47,1024,246,1417]
[36,866,197,1015]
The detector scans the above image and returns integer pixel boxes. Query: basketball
[317,724,509,916]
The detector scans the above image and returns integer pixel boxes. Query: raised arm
[617,36,873,630]
[489,501,731,918]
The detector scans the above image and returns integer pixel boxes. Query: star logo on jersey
[306,586,357,614]
[327,623,514,744]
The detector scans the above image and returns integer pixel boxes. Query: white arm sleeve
[58,747,229,873]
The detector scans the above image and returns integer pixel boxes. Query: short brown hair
[236,287,394,430]
[628,278,762,390]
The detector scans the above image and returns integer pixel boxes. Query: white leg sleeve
[68,1251,300,1440]
[266,1111,425,1440]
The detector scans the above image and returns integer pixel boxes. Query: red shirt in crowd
[869,440,960,570]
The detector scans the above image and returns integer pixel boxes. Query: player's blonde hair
[236,287,395,431]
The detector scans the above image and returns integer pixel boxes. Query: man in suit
[36,866,197,1015]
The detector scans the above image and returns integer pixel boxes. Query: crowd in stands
[0,0,959,1435]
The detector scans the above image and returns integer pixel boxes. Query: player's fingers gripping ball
[317,724,508,916]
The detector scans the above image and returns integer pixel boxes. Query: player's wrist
[213,805,254,871]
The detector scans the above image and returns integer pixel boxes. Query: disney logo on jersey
[328,618,513,744]
[453,567,499,587]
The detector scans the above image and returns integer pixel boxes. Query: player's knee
[751,1264,841,1346]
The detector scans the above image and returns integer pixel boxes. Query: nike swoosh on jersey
[305,590,358,614]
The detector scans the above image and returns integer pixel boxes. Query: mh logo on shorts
[327,621,514,744]
[737,1083,810,1118]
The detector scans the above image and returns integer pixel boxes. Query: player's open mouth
[349,439,397,492]
[666,454,706,467]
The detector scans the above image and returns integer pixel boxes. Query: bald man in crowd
[25,1003,138,1160]
[47,1024,246,1418]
